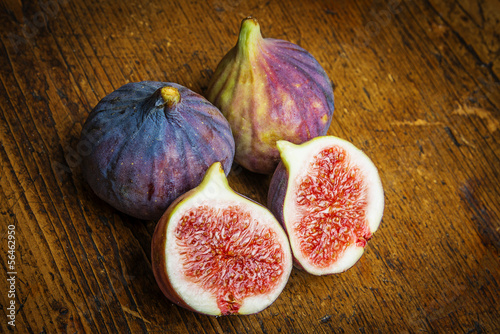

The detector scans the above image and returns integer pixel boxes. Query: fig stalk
[236,17,263,58]
[160,86,181,108]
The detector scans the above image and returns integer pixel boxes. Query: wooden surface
[1,0,499,332]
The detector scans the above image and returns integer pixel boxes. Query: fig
[268,136,384,275]
[80,81,235,220]
[206,17,334,174]
[151,162,293,315]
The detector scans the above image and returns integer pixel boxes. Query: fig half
[268,136,384,275]
[152,162,293,315]
[206,17,334,174]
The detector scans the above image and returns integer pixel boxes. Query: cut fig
[151,162,293,315]
[268,136,384,275]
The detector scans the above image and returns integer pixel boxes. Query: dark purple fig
[80,81,235,220]
[206,17,334,174]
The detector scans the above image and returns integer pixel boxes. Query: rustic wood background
[1,0,499,332]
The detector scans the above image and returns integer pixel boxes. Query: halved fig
[268,136,384,275]
[151,162,293,315]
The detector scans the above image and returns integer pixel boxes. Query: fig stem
[160,86,181,108]
[237,17,263,57]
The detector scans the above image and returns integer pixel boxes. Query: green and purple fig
[206,17,334,174]
[80,81,235,220]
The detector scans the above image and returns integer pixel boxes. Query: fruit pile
[80,17,384,316]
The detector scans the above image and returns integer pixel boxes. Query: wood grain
[0,0,498,332]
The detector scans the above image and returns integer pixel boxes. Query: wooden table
[1,0,498,332]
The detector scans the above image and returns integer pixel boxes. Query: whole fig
[206,17,334,174]
[80,81,235,220]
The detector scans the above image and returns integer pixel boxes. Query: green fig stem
[237,17,263,58]
[160,86,181,108]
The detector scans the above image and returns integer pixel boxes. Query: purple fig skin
[267,162,305,270]
[80,81,235,220]
[206,17,334,174]
[267,162,287,225]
